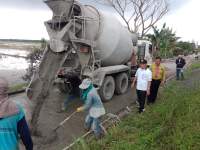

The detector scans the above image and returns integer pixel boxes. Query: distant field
[0,39,42,51]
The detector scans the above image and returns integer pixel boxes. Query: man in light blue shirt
[0,78,33,150]
[77,78,105,138]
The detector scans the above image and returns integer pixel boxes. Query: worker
[131,59,152,113]
[58,73,81,111]
[76,78,105,138]
[176,55,186,80]
[0,78,33,150]
[147,56,166,104]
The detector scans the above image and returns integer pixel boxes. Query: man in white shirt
[131,59,152,113]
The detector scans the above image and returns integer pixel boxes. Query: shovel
[43,111,77,144]
[53,111,77,131]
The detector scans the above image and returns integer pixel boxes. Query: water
[0,49,29,70]
[0,48,29,85]
[0,48,28,57]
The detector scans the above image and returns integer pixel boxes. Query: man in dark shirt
[176,55,186,80]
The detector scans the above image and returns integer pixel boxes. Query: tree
[94,0,169,36]
[147,25,160,51]
[147,23,179,58]
[176,41,195,55]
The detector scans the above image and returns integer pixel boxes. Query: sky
[159,0,200,44]
[0,0,199,43]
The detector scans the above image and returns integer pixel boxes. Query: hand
[131,83,135,88]
[76,106,84,112]
[161,80,166,86]
[131,81,135,88]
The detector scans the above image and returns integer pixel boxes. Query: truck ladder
[71,15,101,80]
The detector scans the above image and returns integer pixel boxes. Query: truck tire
[99,76,115,102]
[115,73,128,95]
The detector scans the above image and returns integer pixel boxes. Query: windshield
[138,45,145,60]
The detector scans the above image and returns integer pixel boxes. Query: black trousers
[136,90,147,112]
[147,79,161,103]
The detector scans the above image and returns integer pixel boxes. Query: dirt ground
[10,54,196,150]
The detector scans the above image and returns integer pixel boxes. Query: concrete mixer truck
[27,0,152,108]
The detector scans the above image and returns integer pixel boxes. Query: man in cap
[131,59,152,113]
[76,78,105,138]
[0,78,33,150]
[176,55,186,80]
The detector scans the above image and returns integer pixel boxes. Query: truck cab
[137,39,153,66]
[130,39,153,78]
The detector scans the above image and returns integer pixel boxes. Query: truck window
[138,45,145,60]
[132,40,137,46]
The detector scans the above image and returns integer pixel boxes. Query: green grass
[189,60,200,70]
[8,83,28,93]
[73,63,200,150]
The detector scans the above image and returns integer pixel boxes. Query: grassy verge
[188,60,200,70]
[74,62,200,150]
[8,83,28,93]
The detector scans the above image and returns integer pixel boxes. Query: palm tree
[147,23,179,58]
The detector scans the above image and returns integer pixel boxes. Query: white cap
[79,78,92,89]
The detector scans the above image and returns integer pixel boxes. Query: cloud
[0,0,49,10]
[0,0,52,40]
[158,0,200,42]
[0,8,51,40]
[0,0,198,42]
[0,0,189,12]
[168,0,190,14]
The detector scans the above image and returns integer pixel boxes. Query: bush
[23,39,47,81]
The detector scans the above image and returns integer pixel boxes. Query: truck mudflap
[26,45,70,135]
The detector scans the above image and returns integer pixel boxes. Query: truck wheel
[115,73,128,95]
[99,76,115,102]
